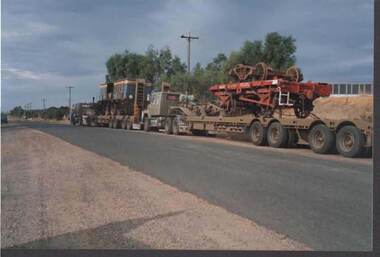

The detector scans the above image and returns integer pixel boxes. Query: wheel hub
[271,128,279,141]
[314,131,325,146]
[342,132,354,150]
[252,127,260,140]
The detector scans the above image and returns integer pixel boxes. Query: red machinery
[209,63,332,118]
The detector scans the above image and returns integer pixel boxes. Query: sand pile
[312,95,373,122]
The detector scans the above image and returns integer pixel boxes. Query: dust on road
[1,127,310,250]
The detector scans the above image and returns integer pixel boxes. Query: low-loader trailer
[172,112,372,158]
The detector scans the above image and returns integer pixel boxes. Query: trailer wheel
[172,118,179,135]
[121,119,127,129]
[250,121,267,146]
[267,122,288,148]
[192,130,207,136]
[115,119,121,129]
[126,118,133,130]
[144,118,150,132]
[90,120,97,127]
[308,124,335,154]
[336,125,365,158]
[287,130,299,148]
[165,118,173,134]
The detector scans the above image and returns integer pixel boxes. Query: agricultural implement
[209,63,332,118]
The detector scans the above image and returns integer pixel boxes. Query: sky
[1,0,374,111]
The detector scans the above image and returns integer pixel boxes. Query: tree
[9,106,24,117]
[106,53,124,81]
[172,56,186,74]
[44,106,69,120]
[158,47,173,77]
[262,32,296,70]
[224,51,241,73]
[205,53,228,84]
[105,32,298,99]
[206,53,227,71]
[239,40,263,66]
[141,45,160,84]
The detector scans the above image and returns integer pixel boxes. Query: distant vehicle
[71,103,96,126]
[1,113,8,123]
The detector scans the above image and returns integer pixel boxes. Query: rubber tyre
[267,122,288,148]
[336,125,365,158]
[308,124,335,154]
[250,121,267,146]
[144,118,150,132]
[121,119,127,129]
[90,120,97,127]
[126,119,133,130]
[172,118,179,135]
[165,118,173,134]
[114,119,120,129]
[191,130,207,136]
[287,130,299,148]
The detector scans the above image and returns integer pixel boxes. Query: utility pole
[24,103,32,119]
[42,98,46,119]
[180,32,199,98]
[181,32,199,74]
[66,86,74,119]
[42,98,46,111]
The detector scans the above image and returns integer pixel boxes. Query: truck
[92,78,153,130]
[160,63,372,158]
[141,82,197,134]
[133,81,372,158]
[73,68,372,158]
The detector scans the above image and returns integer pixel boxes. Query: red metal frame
[209,79,332,110]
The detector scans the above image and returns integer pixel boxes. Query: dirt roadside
[1,127,310,250]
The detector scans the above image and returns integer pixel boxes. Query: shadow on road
[6,210,186,249]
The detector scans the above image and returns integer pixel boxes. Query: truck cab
[146,91,181,117]
[142,83,182,131]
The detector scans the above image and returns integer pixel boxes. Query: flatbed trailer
[174,113,372,158]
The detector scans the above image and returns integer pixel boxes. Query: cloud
[1,0,374,111]
[3,68,58,80]
[2,21,58,41]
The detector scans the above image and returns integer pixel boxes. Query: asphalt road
[18,122,372,250]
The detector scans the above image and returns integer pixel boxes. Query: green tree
[262,32,296,70]
[171,55,186,74]
[106,53,124,81]
[141,45,160,84]
[158,47,173,77]
[105,32,298,99]
[205,53,228,84]
[9,106,24,117]
[238,40,263,66]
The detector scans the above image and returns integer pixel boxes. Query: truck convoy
[71,63,372,158]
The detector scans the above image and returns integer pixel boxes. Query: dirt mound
[312,95,373,122]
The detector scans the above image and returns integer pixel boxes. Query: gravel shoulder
[1,127,310,250]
